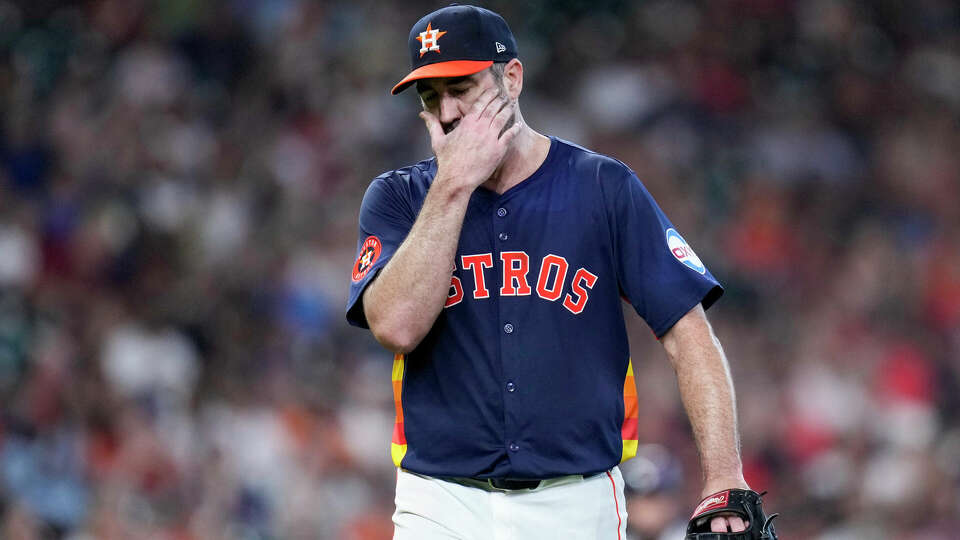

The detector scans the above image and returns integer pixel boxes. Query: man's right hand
[420,86,521,190]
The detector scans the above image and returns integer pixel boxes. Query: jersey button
[508,442,519,452]
[506,381,516,392]
[498,232,509,241]
[503,323,514,334]
[497,207,507,217]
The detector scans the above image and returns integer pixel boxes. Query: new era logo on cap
[392,4,519,94]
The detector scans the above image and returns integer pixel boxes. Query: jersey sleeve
[608,168,723,338]
[345,175,417,328]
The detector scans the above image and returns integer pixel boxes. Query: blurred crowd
[0,0,958,538]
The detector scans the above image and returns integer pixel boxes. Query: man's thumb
[420,110,443,141]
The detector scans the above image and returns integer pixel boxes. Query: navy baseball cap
[391,4,518,95]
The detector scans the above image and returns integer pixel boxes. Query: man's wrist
[435,168,482,195]
[700,476,750,498]
[430,170,477,203]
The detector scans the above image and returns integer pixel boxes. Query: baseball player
[347,5,777,539]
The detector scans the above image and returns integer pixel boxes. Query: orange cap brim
[391,60,494,95]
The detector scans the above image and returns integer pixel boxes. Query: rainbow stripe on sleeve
[620,358,639,462]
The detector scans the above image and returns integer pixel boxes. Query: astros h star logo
[417,22,447,57]
[352,236,382,282]
[359,247,375,271]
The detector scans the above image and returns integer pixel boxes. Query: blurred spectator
[0,1,957,538]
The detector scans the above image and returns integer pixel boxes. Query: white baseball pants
[393,466,628,540]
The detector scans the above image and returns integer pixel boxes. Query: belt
[466,472,603,491]
[487,478,543,490]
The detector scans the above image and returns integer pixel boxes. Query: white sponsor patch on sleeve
[665,228,706,274]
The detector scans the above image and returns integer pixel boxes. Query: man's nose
[438,94,461,125]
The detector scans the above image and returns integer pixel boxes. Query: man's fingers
[727,516,747,532]
[419,110,444,142]
[710,516,729,533]
[473,87,500,118]
[709,515,748,533]
[491,99,514,129]
[481,95,507,121]
[498,118,521,144]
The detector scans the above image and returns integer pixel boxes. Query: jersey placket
[493,202,523,463]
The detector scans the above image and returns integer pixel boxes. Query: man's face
[416,68,508,134]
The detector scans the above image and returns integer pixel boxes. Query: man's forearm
[364,176,474,353]
[661,305,748,495]
[366,85,519,353]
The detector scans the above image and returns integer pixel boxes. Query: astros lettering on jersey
[347,137,722,479]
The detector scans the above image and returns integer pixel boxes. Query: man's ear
[504,58,523,100]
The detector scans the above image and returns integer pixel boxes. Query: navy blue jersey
[346,137,722,479]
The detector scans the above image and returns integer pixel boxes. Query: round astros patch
[352,236,382,282]
[665,228,706,274]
